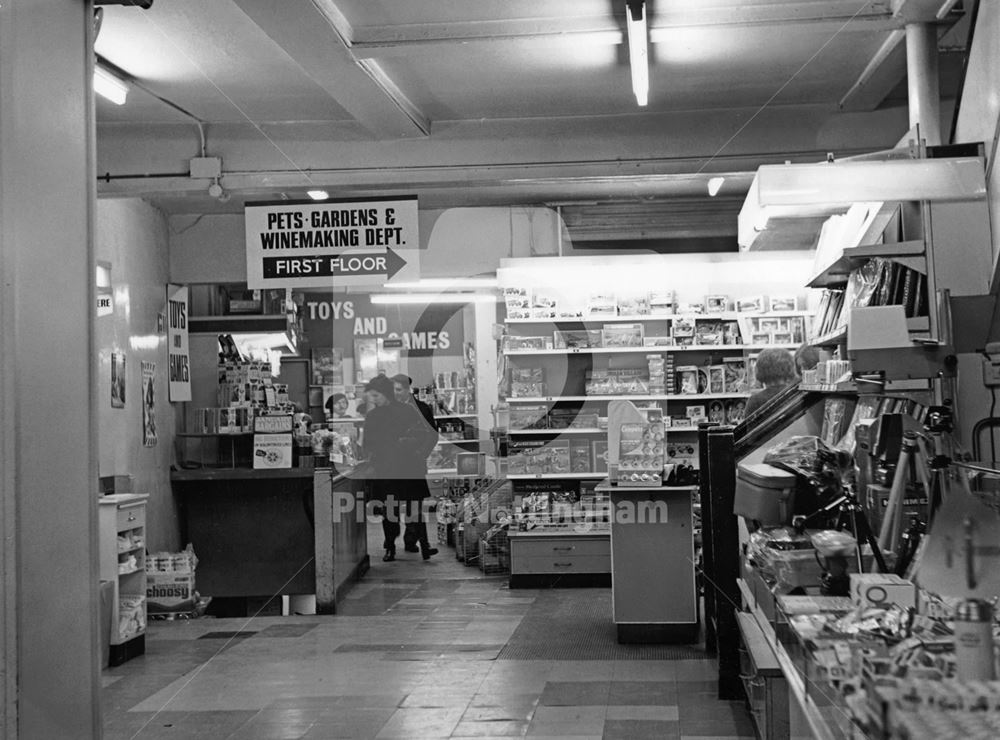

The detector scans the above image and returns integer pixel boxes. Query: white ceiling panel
[90,0,971,218]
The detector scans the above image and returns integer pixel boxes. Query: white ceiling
[93,0,971,231]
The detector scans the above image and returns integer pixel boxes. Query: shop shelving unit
[500,310,811,466]
[99,493,149,666]
[498,306,812,585]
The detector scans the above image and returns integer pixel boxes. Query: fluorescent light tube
[707,177,725,197]
[94,65,128,105]
[370,293,496,305]
[387,278,498,290]
[625,1,649,107]
[307,190,329,201]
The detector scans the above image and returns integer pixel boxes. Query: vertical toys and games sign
[167,284,191,402]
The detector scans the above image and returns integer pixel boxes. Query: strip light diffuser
[94,65,128,105]
[370,293,496,305]
[625,1,649,107]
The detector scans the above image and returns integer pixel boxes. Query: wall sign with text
[299,292,464,359]
[167,284,191,402]
[244,196,420,289]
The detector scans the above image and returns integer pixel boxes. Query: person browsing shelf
[745,347,798,417]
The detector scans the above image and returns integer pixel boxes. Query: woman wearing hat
[361,374,439,561]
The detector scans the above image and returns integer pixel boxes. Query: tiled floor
[102,520,754,739]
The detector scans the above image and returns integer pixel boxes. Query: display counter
[170,464,369,615]
[597,480,699,643]
[738,576,850,740]
[313,465,370,613]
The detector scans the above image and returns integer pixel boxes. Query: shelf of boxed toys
[505,427,704,436]
[504,311,813,325]
[505,393,750,403]
[503,344,798,356]
[506,428,605,435]
[508,473,606,480]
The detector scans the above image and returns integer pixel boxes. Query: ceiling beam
[839,29,908,111]
[350,2,899,59]
[231,0,429,138]
[839,2,965,113]
[891,0,962,23]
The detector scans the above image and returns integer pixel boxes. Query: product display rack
[503,344,799,356]
[188,284,301,353]
[797,146,991,376]
[694,144,996,729]
[428,412,481,478]
[507,393,748,402]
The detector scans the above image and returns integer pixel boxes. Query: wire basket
[458,478,512,527]
[455,523,465,562]
[478,525,509,575]
[456,522,485,564]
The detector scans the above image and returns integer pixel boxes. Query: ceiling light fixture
[707,177,725,197]
[625,0,649,107]
[307,190,329,201]
[94,64,129,105]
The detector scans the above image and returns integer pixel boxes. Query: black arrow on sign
[384,247,407,280]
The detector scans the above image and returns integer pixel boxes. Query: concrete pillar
[0,1,100,737]
[906,22,942,146]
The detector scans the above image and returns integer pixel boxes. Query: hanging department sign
[244,196,420,289]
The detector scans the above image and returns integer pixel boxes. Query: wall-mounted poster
[311,347,344,385]
[354,338,378,382]
[111,352,126,408]
[142,361,157,447]
[353,338,401,382]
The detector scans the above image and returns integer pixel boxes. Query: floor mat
[495,589,708,660]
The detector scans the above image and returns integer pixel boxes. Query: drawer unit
[508,532,611,576]
[511,535,610,558]
[513,554,611,574]
[117,503,145,533]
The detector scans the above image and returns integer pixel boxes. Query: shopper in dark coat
[361,374,438,561]
[392,374,439,552]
